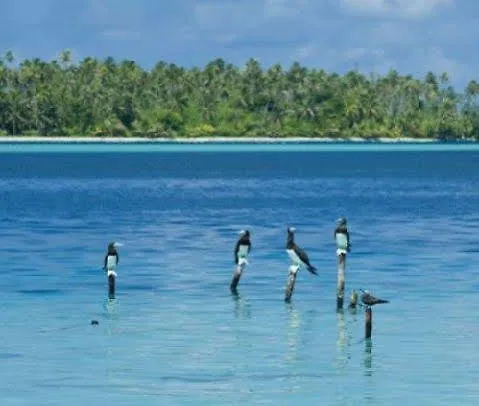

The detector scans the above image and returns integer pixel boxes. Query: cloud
[340,0,452,18]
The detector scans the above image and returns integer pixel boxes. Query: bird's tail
[375,299,389,304]
[307,265,318,275]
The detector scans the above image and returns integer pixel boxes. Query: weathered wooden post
[230,259,247,293]
[284,265,299,302]
[360,290,389,339]
[337,255,346,309]
[365,306,372,339]
[334,218,350,311]
[348,290,358,309]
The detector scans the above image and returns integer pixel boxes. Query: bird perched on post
[360,290,389,306]
[286,227,317,275]
[103,242,122,277]
[334,217,351,256]
[234,230,251,266]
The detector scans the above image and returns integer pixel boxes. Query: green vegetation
[1,49,479,139]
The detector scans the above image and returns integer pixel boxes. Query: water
[0,143,478,405]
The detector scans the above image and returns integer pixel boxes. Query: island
[1,50,478,142]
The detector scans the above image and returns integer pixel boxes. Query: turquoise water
[0,143,478,405]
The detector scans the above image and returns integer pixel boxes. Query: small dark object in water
[91,320,99,326]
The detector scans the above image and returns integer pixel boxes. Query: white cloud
[340,0,452,18]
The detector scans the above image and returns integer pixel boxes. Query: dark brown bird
[360,290,389,306]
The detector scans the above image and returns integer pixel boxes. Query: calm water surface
[0,144,478,405]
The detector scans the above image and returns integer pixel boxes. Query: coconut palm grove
[1,50,479,140]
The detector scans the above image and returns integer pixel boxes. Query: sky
[1,0,476,90]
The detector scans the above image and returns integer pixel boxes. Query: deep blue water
[1,144,479,405]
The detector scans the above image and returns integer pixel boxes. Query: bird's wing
[234,241,240,264]
[295,246,312,267]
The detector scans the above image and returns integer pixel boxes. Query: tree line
[1,50,479,139]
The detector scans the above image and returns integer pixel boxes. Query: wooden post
[365,306,372,339]
[348,290,358,309]
[230,261,245,293]
[336,254,346,310]
[108,273,115,299]
[284,265,299,302]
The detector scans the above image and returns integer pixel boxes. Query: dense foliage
[1,50,479,139]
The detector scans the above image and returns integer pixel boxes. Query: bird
[285,227,317,275]
[360,290,389,306]
[103,242,122,277]
[334,217,351,255]
[234,230,251,266]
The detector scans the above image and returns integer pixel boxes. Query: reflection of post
[365,306,372,339]
[231,290,251,319]
[364,338,373,375]
[336,309,349,370]
[284,265,299,302]
[285,303,300,363]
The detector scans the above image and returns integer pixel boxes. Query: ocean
[0,142,478,405]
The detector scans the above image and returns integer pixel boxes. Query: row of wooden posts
[230,247,381,340]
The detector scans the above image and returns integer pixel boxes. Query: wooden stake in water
[360,290,389,339]
[108,273,116,299]
[284,265,299,302]
[337,254,346,310]
[348,290,358,309]
[334,218,350,310]
[230,260,247,293]
[365,306,372,339]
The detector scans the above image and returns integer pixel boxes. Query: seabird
[334,217,351,256]
[360,290,389,306]
[104,242,121,277]
[234,230,251,266]
[286,227,317,275]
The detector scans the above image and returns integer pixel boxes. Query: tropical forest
[1,50,479,139]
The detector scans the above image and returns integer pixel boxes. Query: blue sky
[1,0,476,89]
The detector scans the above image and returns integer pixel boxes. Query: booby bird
[285,227,317,275]
[334,217,351,256]
[234,230,251,267]
[360,290,389,306]
[103,242,122,277]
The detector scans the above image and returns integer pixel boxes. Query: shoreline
[0,136,474,144]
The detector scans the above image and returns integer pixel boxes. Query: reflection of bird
[234,230,251,265]
[360,290,389,306]
[286,227,317,275]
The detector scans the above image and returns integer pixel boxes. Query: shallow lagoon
[0,143,478,405]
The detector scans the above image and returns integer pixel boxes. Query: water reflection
[231,290,251,319]
[336,309,348,371]
[285,302,301,363]
[364,338,373,376]
[105,297,118,320]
